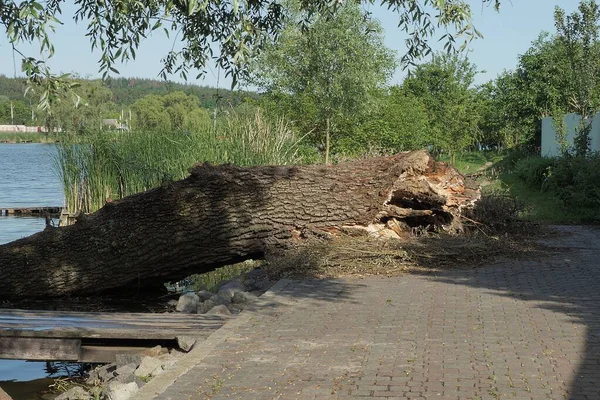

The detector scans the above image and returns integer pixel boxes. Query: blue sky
[0,1,580,88]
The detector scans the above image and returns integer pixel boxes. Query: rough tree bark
[0,150,479,298]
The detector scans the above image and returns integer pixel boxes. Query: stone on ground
[105,381,138,400]
[206,305,232,315]
[134,356,163,378]
[175,293,200,313]
[232,291,258,304]
[55,386,89,400]
[197,299,216,314]
[115,363,138,384]
[196,290,214,301]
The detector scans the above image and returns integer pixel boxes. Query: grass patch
[0,132,58,143]
[438,151,505,175]
[186,262,258,293]
[447,150,597,224]
[493,173,588,224]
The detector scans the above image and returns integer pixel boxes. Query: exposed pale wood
[0,337,80,361]
[0,386,13,400]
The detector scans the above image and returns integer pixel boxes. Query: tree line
[2,0,599,163]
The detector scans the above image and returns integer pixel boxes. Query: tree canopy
[246,1,396,163]
[1,0,501,106]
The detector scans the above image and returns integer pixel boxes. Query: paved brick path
[148,226,600,400]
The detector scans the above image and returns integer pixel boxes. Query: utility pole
[10,102,14,125]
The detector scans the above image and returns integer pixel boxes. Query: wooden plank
[79,345,168,363]
[0,309,231,340]
[0,337,80,361]
[0,207,62,216]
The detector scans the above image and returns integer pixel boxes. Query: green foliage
[554,0,600,155]
[0,98,31,125]
[55,107,299,214]
[356,88,430,153]
[513,156,554,189]
[2,0,498,108]
[543,155,600,210]
[401,53,481,158]
[247,2,396,162]
[511,154,600,218]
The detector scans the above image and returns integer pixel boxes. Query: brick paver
[153,226,600,400]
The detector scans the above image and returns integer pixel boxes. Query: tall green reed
[54,108,300,214]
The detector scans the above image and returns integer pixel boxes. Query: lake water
[0,144,65,398]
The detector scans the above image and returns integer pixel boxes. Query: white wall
[541,113,600,157]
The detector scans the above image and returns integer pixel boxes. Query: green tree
[0,99,31,125]
[36,80,117,133]
[247,2,396,163]
[1,0,501,107]
[356,88,430,152]
[555,0,600,155]
[401,54,481,160]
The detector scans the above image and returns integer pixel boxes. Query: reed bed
[54,108,300,214]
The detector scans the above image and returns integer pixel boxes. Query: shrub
[513,156,554,189]
[543,154,600,210]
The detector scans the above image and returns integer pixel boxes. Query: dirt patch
[263,226,557,279]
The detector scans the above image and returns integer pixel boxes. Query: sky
[0,1,582,89]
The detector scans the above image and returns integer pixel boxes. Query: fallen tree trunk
[0,150,479,298]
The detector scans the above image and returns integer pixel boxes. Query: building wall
[541,113,600,157]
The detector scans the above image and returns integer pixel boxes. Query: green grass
[449,151,596,224]
[55,107,301,214]
[0,132,58,143]
[438,151,505,175]
[484,173,587,224]
[188,262,258,293]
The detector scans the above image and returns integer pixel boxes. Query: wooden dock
[0,309,232,362]
[0,207,62,216]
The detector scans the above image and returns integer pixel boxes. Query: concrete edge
[132,279,293,400]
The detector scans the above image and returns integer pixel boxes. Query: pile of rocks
[49,269,275,400]
[54,346,182,400]
[172,268,273,315]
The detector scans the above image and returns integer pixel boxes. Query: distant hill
[0,75,256,109]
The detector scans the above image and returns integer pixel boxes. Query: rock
[55,386,89,400]
[197,299,216,314]
[134,356,163,378]
[105,381,138,400]
[232,291,258,304]
[251,279,274,292]
[176,293,200,313]
[86,363,116,384]
[158,352,180,369]
[206,305,232,316]
[167,299,178,307]
[227,303,246,314]
[196,290,214,301]
[218,279,245,298]
[115,353,142,369]
[176,336,197,352]
[141,345,164,357]
[211,291,232,306]
[245,268,267,282]
[115,363,137,384]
